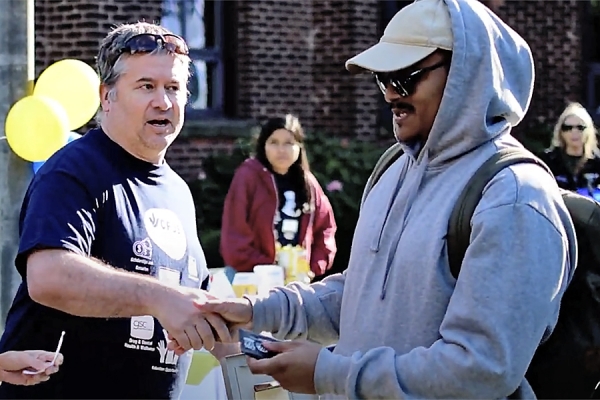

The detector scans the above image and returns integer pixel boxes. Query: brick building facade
[34,0,595,180]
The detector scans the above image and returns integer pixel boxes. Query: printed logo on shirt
[133,237,153,260]
[124,316,155,352]
[143,208,187,261]
[281,190,301,217]
[130,315,154,340]
[152,329,179,373]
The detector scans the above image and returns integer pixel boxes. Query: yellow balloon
[34,59,100,131]
[5,96,69,162]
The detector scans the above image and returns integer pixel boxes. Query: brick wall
[167,136,236,180]
[236,0,313,126]
[235,0,380,138]
[234,0,586,144]
[169,0,383,181]
[310,0,380,137]
[487,0,584,137]
[35,0,163,78]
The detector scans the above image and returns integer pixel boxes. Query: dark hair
[254,114,312,209]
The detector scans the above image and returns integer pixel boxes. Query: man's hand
[195,297,254,333]
[210,342,242,361]
[0,350,63,386]
[246,340,321,395]
[154,288,233,355]
[162,295,253,355]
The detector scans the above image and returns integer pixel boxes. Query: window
[161,0,229,118]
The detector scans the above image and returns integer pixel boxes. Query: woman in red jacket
[220,115,337,282]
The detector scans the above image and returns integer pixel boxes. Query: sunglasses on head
[373,60,448,97]
[561,123,586,132]
[112,33,189,66]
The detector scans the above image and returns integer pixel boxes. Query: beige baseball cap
[345,0,453,74]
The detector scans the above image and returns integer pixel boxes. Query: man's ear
[99,84,111,111]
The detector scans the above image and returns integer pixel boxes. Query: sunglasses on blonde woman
[561,124,586,132]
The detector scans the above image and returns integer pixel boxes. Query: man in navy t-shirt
[0,22,230,399]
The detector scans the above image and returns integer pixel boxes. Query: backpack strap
[361,143,404,207]
[447,148,552,279]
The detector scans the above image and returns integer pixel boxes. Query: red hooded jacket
[220,158,337,275]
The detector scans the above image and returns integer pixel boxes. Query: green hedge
[188,134,387,276]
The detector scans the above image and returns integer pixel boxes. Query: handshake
[153,287,253,356]
[155,286,324,395]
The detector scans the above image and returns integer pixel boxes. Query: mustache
[390,101,414,112]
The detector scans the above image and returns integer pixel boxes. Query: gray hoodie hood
[406,0,534,165]
[250,0,576,398]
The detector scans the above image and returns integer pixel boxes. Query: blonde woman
[540,103,600,195]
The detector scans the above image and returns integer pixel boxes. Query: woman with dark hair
[220,115,337,282]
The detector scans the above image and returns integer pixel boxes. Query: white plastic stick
[23,331,65,375]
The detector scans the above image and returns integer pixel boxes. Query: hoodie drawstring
[370,159,412,252]
[380,150,430,300]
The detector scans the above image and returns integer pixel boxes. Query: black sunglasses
[561,123,586,132]
[374,60,448,97]
[111,33,189,66]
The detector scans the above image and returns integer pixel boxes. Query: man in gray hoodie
[198,0,577,397]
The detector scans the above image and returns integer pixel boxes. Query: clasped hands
[158,289,322,394]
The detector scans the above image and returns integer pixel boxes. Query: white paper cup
[253,265,285,296]
[231,272,257,298]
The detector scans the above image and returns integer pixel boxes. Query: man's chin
[394,127,418,143]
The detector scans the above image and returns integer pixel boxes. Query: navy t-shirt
[0,128,210,399]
